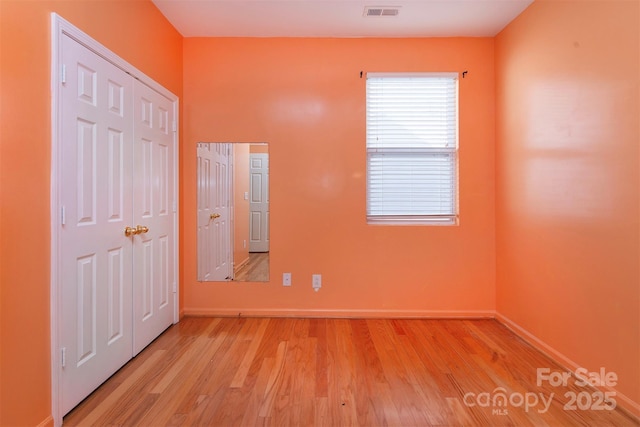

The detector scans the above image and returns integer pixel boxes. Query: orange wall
[234,143,251,268]
[496,0,639,409]
[182,38,496,316]
[0,1,182,425]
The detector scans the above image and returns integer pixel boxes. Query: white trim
[182,308,495,319]
[50,13,180,427]
[36,415,54,427]
[172,97,180,325]
[50,14,62,427]
[496,312,640,419]
[52,15,176,101]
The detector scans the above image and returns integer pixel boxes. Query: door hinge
[61,64,66,84]
[61,347,66,368]
[172,282,177,293]
[61,205,66,226]
[172,201,177,213]
[172,121,177,132]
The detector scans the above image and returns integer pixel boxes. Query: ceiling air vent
[364,6,400,17]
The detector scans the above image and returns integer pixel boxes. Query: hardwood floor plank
[328,319,359,426]
[375,380,405,426]
[64,317,640,427]
[310,318,329,399]
[313,396,329,427]
[208,388,248,426]
[141,329,229,425]
[117,394,160,427]
[151,318,221,394]
[366,319,428,426]
[259,340,288,418]
[230,318,270,388]
[349,321,388,426]
[403,320,461,398]
[69,349,166,426]
[240,355,275,426]
[184,340,254,425]
[396,333,455,425]
[296,337,319,426]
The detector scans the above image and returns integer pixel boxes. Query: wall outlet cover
[283,272,292,286]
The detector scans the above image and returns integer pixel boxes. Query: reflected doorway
[197,142,270,282]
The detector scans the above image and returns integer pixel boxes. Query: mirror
[197,142,269,282]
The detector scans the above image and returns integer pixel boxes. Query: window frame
[365,72,460,226]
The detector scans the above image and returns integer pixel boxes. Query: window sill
[367,216,458,226]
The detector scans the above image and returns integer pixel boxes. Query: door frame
[50,14,180,426]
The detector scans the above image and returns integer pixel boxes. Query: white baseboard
[37,415,53,427]
[496,312,640,419]
[182,307,495,319]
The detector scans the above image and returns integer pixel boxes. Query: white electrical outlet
[312,274,322,291]
[283,272,292,286]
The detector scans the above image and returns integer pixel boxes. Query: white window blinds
[366,73,459,224]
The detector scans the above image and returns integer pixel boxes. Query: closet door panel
[59,33,134,415]
[132,82,175,355]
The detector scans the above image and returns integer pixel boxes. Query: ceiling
[151,0,534,38]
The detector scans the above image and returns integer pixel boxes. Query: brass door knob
[124,226,138,237]
[210,213,221,220]
[136,225,149,234]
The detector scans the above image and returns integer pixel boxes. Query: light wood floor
[234,252,269,282]
[64,317,639,426]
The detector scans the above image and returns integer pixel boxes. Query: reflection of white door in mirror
[249,153,270,252]
[197,143,269,282]
[197,143,232,281]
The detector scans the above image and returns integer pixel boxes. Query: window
[366,73,459,225]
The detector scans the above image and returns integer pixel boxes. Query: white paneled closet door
[57,32,176,415]
[59,33,135,415]
[131,82,175,355]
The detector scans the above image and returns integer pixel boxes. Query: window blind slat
[366,74,458,223]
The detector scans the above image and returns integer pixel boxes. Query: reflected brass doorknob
[136,225,149,234]
[210,213,221,220]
